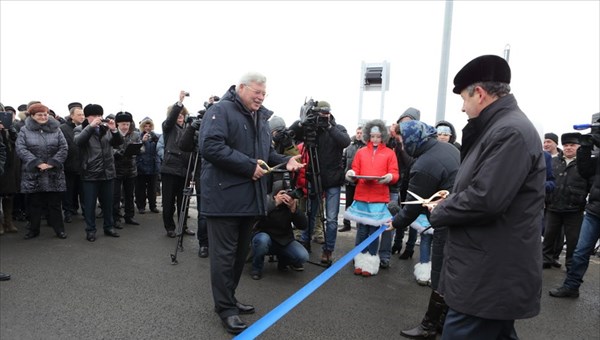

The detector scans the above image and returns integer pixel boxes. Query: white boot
[414,262,431,286]
[353,252,369,275]
[362,254,380,277]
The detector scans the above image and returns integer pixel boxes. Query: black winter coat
[545,156,590,212]
[59,119,81,174]
[114,130,141,178]
[160,104,192,178]
[16,117,67,193]
[199,85,289,217]
[0,127,20,194]
[255,195,308,246]
[74,120,123,181]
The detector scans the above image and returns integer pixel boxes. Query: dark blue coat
[199,85,289,217]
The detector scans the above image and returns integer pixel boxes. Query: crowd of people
[1,55,598,338]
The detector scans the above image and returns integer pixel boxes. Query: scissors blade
[406,190,426,202]
[270,162,287,171]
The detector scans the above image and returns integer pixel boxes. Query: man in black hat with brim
[426,55,546,339]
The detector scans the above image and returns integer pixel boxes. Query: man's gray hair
[238,72,267,88]
[466,82,511,98]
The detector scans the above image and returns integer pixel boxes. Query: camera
[184,92,190,97]
[574,112,600,147]
[284,188,304,200]
[142,131,159,143]
[299,99,330,130]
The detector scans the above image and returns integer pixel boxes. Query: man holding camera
[136,117,160,214]
[199,72,304,334]
[550,122,600,298]
[290,100,351,265]
[74,104,123,242]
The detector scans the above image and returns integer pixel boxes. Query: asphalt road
[1,203,599,340]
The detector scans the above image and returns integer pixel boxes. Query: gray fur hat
[396,107,421,123]
[362,119,389,143]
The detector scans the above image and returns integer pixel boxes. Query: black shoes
[549,286,580,298]
[221,315,247,334]
[57,232,68,239]
[198,246,209,258]
[0,272,11,281]
[86,232,96,242]
[400,323,437,340]
[24,231,40,240]
[183,228,195,236]
[166,230,176,238]
[104,229,120,237]
[64,215,73,223]
[392,243,402,255]
[114,220,123,229]
[138,208,146,214]
[150,208,159,213]
[380,259,391,269]
[250,271,262,280]
[399,250,414,260]
[125,218,140,225]
[338,225,351,232]
[236,302,255,315]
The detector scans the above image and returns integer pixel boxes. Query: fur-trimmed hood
[362,119,388,143]
[24,116,61,133]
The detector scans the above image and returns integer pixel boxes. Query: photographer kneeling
[250,179,308,280]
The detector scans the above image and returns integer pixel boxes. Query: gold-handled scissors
[257,159,287,173]
[401,190,449,205]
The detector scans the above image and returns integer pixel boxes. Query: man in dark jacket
[549,124,600,298]
[160,91,195,238]
[136,117,161,214]
[59,104,85,223]
[339,126,365,232]
[199,72,304,334]
[542,133,590,270]
[429,55,545,339]
[290,100,351,264]
[74,104,123,242]
[112,111,142,227]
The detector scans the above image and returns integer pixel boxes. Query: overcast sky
[1,0,599,140]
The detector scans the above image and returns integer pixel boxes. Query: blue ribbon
[234,225,389,339]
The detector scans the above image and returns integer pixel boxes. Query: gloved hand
[190,119,201,131]
[378,173,393,184]
[345,170,356,183]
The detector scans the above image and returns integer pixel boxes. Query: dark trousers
[195,180,208,247]
[62,172,83,216]
[207,216,254,319]
[82,179,115,233]
[113,176,136,220]
[28,192,64,235]
[543,210,584,268]
[161,173,186,231]
[135,174,158,210]
[442,308,518,340]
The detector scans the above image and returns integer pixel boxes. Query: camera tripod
[302,128,331,268]
[170,148,200,265]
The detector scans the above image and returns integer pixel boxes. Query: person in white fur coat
[344,120,399,277]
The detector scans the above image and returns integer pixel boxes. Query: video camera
[573,112,600,147]
[299,98,331,131]
[188,95,221,125]
[284,188,304,200]
[141,131,159,143]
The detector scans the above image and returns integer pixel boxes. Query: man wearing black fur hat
[428,55,546,339]
[74,104,123,242]
[542,133,591,271]
[113,111,142,227]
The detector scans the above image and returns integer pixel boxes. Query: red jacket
[351,142,399,203]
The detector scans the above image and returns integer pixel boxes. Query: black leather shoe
[198,246,209,258]
[221,315,247,334]
[104,229,120,237]
[250,271,262,280]
[0,272,11,281]
[542,263,552,269]
[114,220,123,229]
[166,230,176,238]
[338,225,351,232]
[57,232,68,239]
[549,286,579,298]
[125,218,140,225]
[24,232,40,240]
[64,215,73,223]
[552,260,562,268]
[183,228,196,236]
[150,208,160,213]
[86,232,96,242]
[399,250,414,260]
[236,302,255,315]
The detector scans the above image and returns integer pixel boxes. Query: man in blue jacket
[199,72,304,335]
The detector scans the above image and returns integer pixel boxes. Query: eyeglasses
[245,84,267,97]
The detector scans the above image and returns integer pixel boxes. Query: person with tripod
[290,100,351,265]
[160,91,196,238]
[199,72,304,334]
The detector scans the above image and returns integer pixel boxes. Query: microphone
[573,123,600,130]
